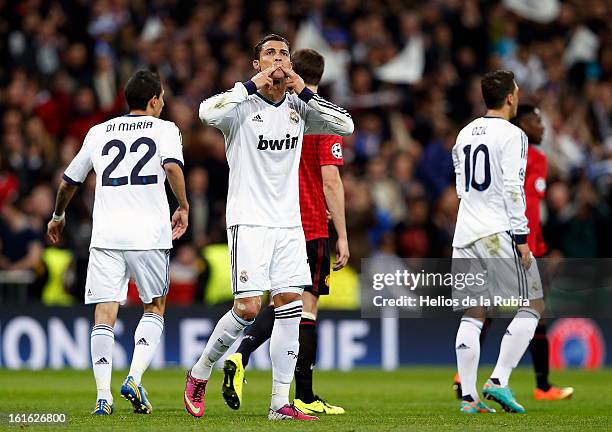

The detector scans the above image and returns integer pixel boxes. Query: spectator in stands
[0,199,46,300]
[0,0,610,304]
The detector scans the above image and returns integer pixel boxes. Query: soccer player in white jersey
[47,70,189,416]
[183,34,353,421]
[451,70,545,414]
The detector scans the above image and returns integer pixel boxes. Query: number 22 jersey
[452,116,529,248]
[63,114,184,250]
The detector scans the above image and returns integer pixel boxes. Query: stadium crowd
[0,0,610,304]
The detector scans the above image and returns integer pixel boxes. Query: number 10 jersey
[451,116,529,248]
[63,114,184,250]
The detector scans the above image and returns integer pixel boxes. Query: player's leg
[268,289,319,420]
[530,320,550,391]
[454,317,491,399]
[121,249,171,413]
[121,294,165,413]
[530,254,573,401]
[530,320,574,400]
[492,306,544,388]
[271,290,303,412]
[530,265,551,395]
[527,261,573,400]
[484,300,543,413]
[127,296,166,386]
[293,238,323,407]
[452,243,495,414]
[456,307,496,413]
[187,225,265,417]
[483,234,545,413]
[267,227,317,420]
[294,291,318,404]
[186,295,258,416]
[91,302,119,415]
[233,301,275,368]
[223,298,274,410]
[86,248,128,415]
[293,238,344,414]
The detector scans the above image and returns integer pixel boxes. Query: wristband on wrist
[513,234,527,245]
[52,213,65,222]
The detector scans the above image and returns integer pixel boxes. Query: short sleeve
[160,122,184,169]
[318,135,344,166]
[63,128,95,185]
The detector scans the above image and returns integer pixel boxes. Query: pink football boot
[268,404,319,421]
[184,371,207,417]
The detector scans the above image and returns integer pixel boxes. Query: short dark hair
[481,70,516,109]
[254,34,290,59]
[292,49,325,86]
[511,104,538,125]
[124,70,162,111]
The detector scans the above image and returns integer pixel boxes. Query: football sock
[191,309,253,380]
[270,300,302,410]
[491,308,540,387]
[128,312,164,386]
[529,322,551,391]
[294,317,317,403]
[455,317,483,401]
[91,324,115,403]
[236,304,275,367]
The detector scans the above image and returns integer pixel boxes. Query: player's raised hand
[516,243,532,270]
[333,237,350,271]
[281,65,305,94]
[171,207,189,240]
[252,65,277,90]
[47,218,66,245]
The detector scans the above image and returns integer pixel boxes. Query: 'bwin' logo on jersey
[257,134,299,151]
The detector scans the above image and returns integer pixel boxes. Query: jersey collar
[255,92,286,107]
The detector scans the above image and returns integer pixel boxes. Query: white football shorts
[452,231,543,310]
[227,225,311,298]
[84,248,170,305]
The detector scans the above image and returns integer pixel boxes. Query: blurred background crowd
[0,0,610,305]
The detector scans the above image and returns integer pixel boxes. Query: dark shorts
[305,238,330,296]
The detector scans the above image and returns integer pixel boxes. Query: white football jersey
[452,116,529,248]
[199,81,353,228]
[64,114,184,250]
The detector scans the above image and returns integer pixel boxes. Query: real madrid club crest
[289,109,299,124]
[240,270,248,283]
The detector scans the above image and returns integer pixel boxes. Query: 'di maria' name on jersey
[106,121,154,133]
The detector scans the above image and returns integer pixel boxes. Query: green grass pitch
[1,367,611,431]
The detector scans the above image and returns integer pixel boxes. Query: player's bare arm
[321,165,349,270]
[516,243,532,270]
[47,180,79,245]
[164,162,189,240]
